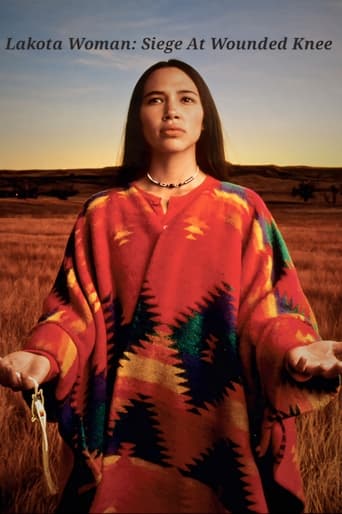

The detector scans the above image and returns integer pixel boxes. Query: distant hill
[0,164,341,204]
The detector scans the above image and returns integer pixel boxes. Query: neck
[148,152,198,183]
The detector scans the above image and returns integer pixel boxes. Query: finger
[286,357,313,382]
[0,360,36,391]
[0,363,23,390]
[310,360,342,379]
[301,353,342,377]
[293,356,309,373]
[20,374,40,390]
[12,371,29,391]
[332,341,342,359]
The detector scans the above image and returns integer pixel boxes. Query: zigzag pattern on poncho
[25,176,339,513]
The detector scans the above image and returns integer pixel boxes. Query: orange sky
[1,0,341,169]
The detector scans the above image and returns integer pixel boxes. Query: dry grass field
[0,197,341,513]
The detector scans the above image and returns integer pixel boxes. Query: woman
[0,59,341,513]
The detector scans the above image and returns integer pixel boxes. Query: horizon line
[1,163,342,172]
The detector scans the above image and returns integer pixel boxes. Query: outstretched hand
[0,351,51,390]
[285,340,342,382]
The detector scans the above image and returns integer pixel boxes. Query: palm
[285,340,342,381]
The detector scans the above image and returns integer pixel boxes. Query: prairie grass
[274,206,342,514]
[0,202,341,513]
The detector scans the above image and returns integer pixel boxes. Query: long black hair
[117,59,229,184]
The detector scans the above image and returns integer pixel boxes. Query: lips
[160,127,185,136]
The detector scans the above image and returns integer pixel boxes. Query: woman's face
[140,67,204,158]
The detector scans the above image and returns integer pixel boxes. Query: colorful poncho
[24,176,338,513]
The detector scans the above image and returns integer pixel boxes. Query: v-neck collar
[131,175,218,216]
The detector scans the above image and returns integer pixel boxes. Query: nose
[162,102,179,121]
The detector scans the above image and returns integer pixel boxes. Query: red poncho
[25,176,338,513]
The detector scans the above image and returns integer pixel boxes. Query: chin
[155,140,196,154]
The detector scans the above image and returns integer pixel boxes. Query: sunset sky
[1,0,341,170]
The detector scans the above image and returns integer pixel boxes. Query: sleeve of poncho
[23,202,108,402]
[238,190,339,419]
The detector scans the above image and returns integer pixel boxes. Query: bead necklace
[146,166,199,189]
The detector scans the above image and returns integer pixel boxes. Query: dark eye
[147,96,163,105]
[182,96,195,103]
